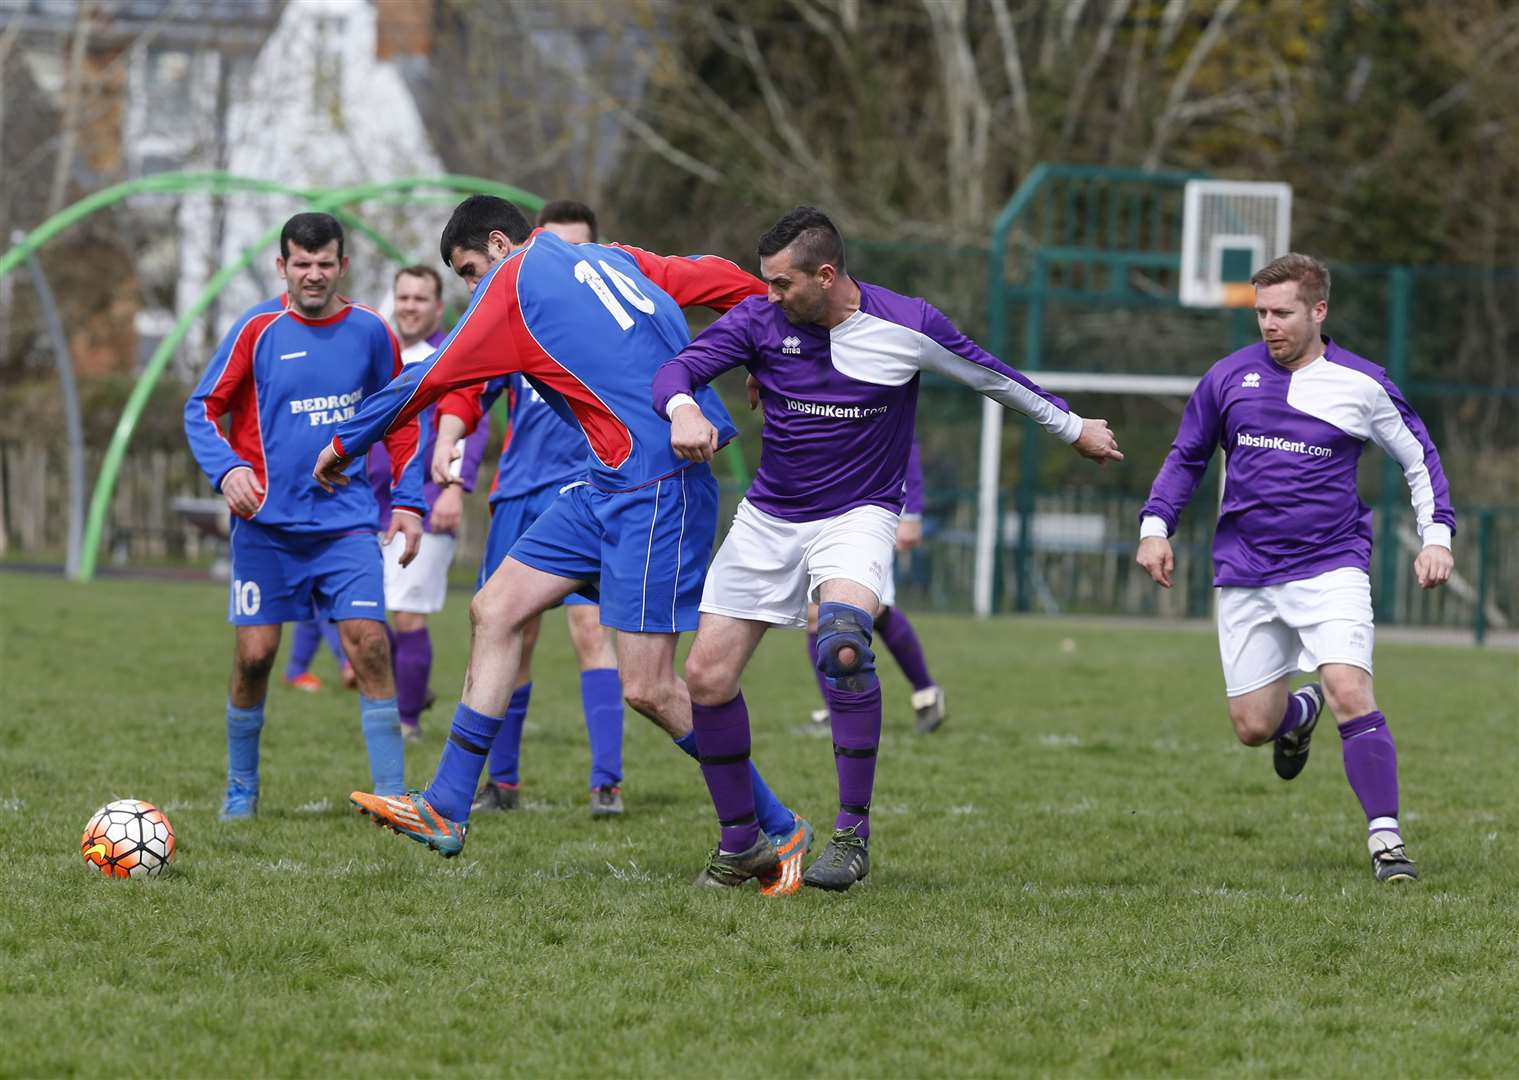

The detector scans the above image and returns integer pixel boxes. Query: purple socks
[1339,711,1399,826]
[391,627,432,727]
[875,606,934,692]
[1273,686,1316,740]
[691,693,759,852]
[828,682,882,838]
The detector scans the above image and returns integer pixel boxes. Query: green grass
[1,574,1516,1077]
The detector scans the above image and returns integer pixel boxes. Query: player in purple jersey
[653,207,1123,891]
[366,265,491,741]
[1136,253,1454,883]
[183,213,427,821]
[315,196,808,889]
[466,202,627,819]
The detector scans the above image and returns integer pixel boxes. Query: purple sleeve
[456,412,491,493]
[650,305,755,417]
[1139,370,1222,533]
[917,304,1083,443]
[902,438,924,516]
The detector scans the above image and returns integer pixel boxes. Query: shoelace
[822,831,866,866]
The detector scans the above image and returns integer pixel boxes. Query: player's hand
[431,437,464,487]
[1073,418,1124,466]
[670,403,718,462]
[1136,536,1175,588]
[429,483,464,534]
[385,510,424,568]
[896,517,923,552]
[312,444,352,494]
[220,466,264,517]
[745,374,762,411]
[1413,544,1453,589]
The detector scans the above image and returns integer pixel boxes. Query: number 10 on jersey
[574,259,656,330]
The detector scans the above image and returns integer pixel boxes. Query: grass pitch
[1,573,1516,1077]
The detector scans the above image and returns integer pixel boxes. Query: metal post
[1474,510,1493,646]
[1378,266,1413,622]
[1013,257,1047,613]
[20,236,86,579]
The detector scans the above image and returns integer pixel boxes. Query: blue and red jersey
[329,230,761,492]
[184,295,427,533]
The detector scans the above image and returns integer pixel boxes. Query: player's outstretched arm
[1072,418,1124,465]
[1136,535,1175,589]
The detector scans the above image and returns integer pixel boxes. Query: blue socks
[673,730,793,838]
[226,701,264,787]
[487,684,532,786]
[425,703,506,821]
[582,668,624,789]
[359,695,405,796]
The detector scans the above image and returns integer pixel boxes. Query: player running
[653,206,1122,890]
[465,200,626,819]
[183,212,427,821]
[1136,253,1453,883]
[313,196,810,891]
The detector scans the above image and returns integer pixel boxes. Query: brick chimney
[376,0,435,59]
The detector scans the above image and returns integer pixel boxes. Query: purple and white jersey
[652,281,1082,522]
[1140,339,1455,588]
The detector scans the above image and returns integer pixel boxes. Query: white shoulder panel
[828,311,923,387]
[1285,358,1375,439]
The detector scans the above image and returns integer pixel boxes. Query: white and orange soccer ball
[80,799,176,878]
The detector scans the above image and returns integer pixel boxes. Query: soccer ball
[80,799,176,878]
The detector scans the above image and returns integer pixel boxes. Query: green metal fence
[850,164,1517,640]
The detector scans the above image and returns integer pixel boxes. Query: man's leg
[682,614,769,846]
[1321,664,1414,881]
[223,624,281,820]
[877,606,945,734]
[475,613,542,812]
[804,577,882,891]
[350,558,585,855]
[337,617,405,796]
[567,602,624,813]
[389,609,432,740]
[618,629,798,845]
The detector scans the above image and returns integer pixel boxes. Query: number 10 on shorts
[232,578,262,617]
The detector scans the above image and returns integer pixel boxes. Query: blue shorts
[227,519,385,626]
[509,465,718,634]
[479,485,595,607]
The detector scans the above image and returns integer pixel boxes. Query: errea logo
[1242,372,1261,388]
[781,336,801,355]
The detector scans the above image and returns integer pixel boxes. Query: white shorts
[380,530,457,614]
[1217,566,1375,697]
[700,500,898,628]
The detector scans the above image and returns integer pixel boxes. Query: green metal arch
[0,171,546,579]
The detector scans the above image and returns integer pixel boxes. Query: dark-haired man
[1136,253,1454,883]
[315,196,809,889]
[654,206,1122,891]
[184,212,427,820]
[467,201,627,817]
